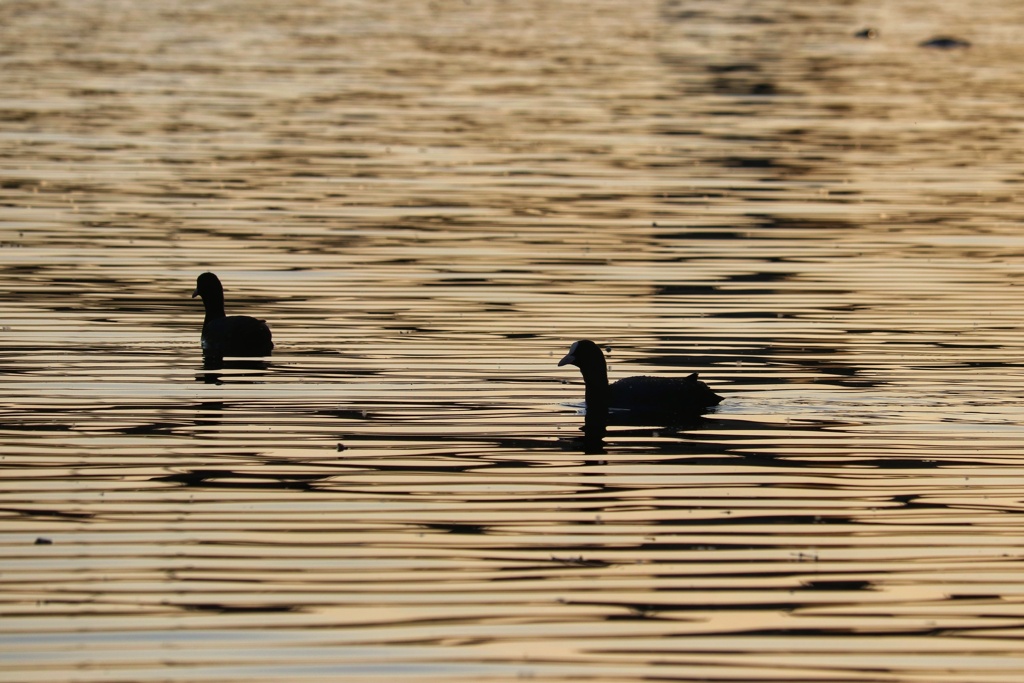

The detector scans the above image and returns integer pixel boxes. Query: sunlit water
[2,0,1024,681]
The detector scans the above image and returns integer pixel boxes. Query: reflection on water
[3,0,1024,681]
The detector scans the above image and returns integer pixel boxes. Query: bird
[919,36,970,49]
[191,272,274,358]
[558,340,721,434]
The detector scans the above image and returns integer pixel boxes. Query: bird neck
[202,294,226,320]
[580,362,609,436]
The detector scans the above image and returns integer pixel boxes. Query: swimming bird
[558,340,721,434]
[192,272,274,358]
[919,36,970,49]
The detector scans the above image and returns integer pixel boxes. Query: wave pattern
[2,0,1024,681]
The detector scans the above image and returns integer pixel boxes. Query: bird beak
[558,353,575,367]
[191,288,199,298]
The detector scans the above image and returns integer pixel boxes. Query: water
[3,0,1024,681]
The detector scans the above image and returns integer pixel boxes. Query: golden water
[3,0,1024,681]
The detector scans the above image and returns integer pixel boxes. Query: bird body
[559,340,720,435]
[607,374,721,417]
[192,272,273,358]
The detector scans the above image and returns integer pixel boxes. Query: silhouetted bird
[558,339,721,437]
[919,36,970,49]
[192,272,273,358]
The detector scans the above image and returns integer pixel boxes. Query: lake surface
[3,0,1024,681]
